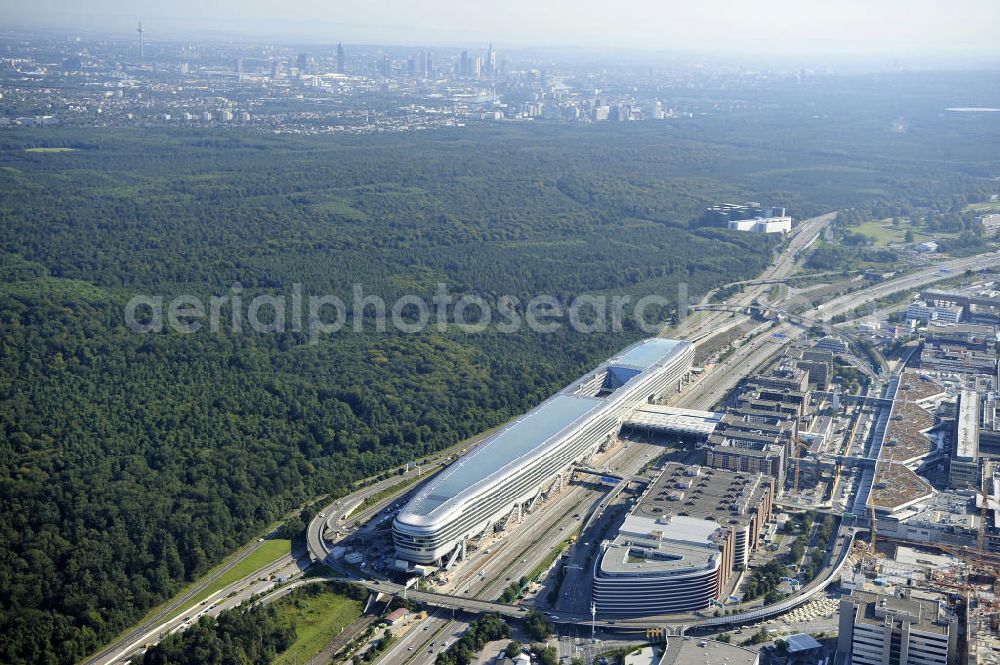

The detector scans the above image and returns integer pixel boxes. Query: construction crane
[979,460,992,556]
[867,452,892,566]
[793,437,807,496]
[869,496,878,565]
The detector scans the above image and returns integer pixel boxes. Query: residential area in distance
[2,4,1000,665]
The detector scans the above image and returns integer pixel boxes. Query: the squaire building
[392,338,695,565]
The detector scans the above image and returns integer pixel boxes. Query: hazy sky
[5,0,1000,57]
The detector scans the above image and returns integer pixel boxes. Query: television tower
[137,21,144,61]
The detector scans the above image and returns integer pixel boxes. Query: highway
[95,430,491,664]
[89,210,996,661]
[669,212,837,343]
[377,439,664,664]
[80,536,279,665]
[356,242,1000,639]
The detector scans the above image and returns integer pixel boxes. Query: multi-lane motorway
[372,439,665,665]
[89,210,998,663]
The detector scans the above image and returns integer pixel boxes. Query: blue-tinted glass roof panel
[408,394,602,516]
[613,338,682,369]
[605,366,642,391]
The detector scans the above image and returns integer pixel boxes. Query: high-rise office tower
[418,50,428,78]
[459,50,470,77]
[486,43,496,77]
[336,42,345,74]
[137,21,144,61]
[472,56,482,78]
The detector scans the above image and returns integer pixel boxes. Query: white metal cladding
[393,338,694,563]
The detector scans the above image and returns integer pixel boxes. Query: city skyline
[3,0,1000,61]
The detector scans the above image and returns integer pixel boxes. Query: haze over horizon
[4,0,1000,61]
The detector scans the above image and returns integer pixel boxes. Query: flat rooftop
[896,371,947,403]
[850,589,952,635]
[623,404,722,436]
[599,515,722,577]
[871,463,934,513]
[883,402,936,464]
[890,491,977,531]
[659,638,759,665]
[927,320,998,338]
[635,463,770,529]
[955,390,980,462]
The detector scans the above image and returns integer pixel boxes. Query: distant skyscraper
[472,56,482,79]
[336,42,345,74]
[137,21,144,61]
[486,43,495,77]
[381,55,391,78]
[296,53,308,71]
[459,50,469,77]
[426,52,433,78]
[418,50,428,78]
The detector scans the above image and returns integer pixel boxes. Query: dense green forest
[0,78,997,664]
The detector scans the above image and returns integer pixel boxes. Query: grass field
[161,538,292,621]
[184,538,292,609]
[850,218,941,246]
[272,588,364,665]
[23,147,78,153]
[964,201,1000,213]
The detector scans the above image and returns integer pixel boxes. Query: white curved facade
[592,515,725,615]
[393,338,694,564]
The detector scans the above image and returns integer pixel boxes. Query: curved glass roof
[407,394,601,516]
[399,337,691,522]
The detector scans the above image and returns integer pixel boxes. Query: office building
[393,338,694,565]
[949,390,981,489]
[838,589,959,665]
[703,203,792,233]
[592,463,773,615]
[816,335,849,355]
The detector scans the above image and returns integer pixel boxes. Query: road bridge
[693,303,888,376]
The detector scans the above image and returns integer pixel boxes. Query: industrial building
[592,463,773,615]
[392,338,694,566]
[838,589,959,665]
[703,202,793,234]
[918,342,997,376]
[926,321,997,349]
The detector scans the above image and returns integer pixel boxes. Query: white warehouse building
[392,338,695,566]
